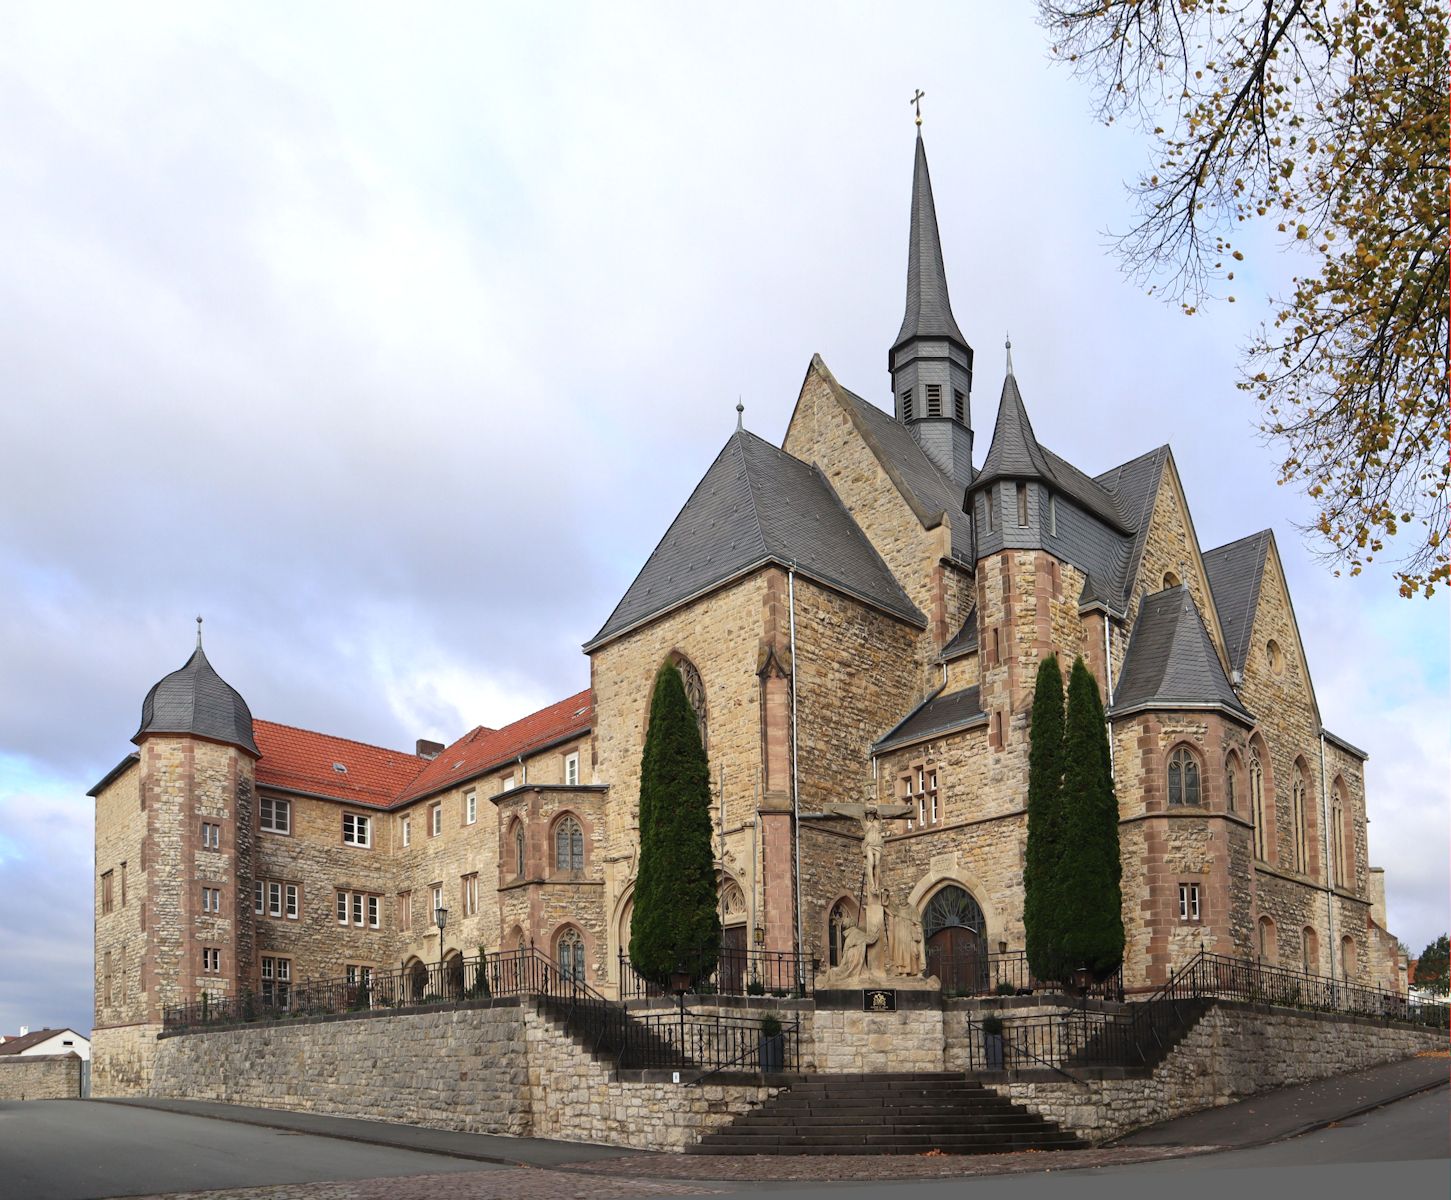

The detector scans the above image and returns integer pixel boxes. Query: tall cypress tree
[1058,656,1125,979]
[1024,654,1067,984]
[629,661,721,988]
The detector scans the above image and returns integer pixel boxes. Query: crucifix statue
[805,799,936,990]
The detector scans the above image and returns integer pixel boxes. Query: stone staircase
[687,1073,1084,1155]
[532,994,692,1070]
[1063,998,1211,1072]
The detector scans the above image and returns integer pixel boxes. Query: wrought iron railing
[941,950,1125,1001]
[960,948,1447,1073]
[618,949,815,999]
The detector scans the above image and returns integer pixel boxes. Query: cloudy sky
[1,3,1444,1037]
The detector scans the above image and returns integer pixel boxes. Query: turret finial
[1005,333,1014,376]
[736,397,744,432]
[910,88,925,128]
[195,615,204,649]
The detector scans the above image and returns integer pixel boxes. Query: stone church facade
[89,131,1407,1093]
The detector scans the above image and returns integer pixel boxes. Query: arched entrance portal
[922,885,987,995]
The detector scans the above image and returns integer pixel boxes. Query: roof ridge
[732,430,774,561]
[1203,528,1274,558]
[252,718,420,759]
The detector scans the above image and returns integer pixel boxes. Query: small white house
[0,1027,90,1060]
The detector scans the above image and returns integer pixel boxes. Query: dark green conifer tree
[1024,654,1067,983]
[1058,656,1125,979]
[628,661,721,988]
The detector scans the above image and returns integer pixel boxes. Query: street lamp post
[435,904,449,973]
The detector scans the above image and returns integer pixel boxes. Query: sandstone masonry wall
[0,1054,82,1100]
[990,1000,1443,1143]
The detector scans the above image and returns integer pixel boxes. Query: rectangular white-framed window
[336,891,348,925]
[352,892,364,926]
[465,790,477,824]
[254,880,264,915]
[431,883,443,919]
[285,883,299,920]
[260,795,291,835]
[462,872,478,917]
[398,890,412,931]
[268,881,283,918]
[201,947,221,974]
[201,886,221,914]
[564,753,580,787]
[346,964,374,987]
[401,816,411,847]
[261,955,291,1006]
[430,804,442,838]
[342,812,371,847]
[502,774,515,793]
[201,821,221,850]
[1178,883,1201,922]
[368,894,380,928]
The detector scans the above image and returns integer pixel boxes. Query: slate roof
[397,690,593,805]
[133,645,259,756]
[1111,587,1250,718]
[830,375,972,561]
[938,607,979,660]
[893,132,967,351]
[1093,445,1171,606]
[1202,530,1273,677]
[874,685,986,753]
[586,429,925,649]
[253,722,428,808]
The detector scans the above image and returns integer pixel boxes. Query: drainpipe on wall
[1319,732,1336,983]
[1102,615,1116,777]
[789,567,803,981]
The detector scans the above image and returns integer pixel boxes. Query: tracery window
[554,816,584,872]
[674,656,708,752]
[1330,782,1348,887]
[1167,746,1201,806]
[557,927,586,982]
[1249,752,1267,860]
[1291,766,1310,874]
[513,821,526,878]
[1224,752,1240,813]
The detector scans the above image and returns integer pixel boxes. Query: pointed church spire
[888,127,975,491]
[1005,334,1014,376]
[893,131,967,351]
[975,364,1052,489]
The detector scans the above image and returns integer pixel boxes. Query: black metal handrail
[937,950,1125,1001]
[618,949,815,999]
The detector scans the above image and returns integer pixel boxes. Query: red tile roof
[251,689,592,810]
[253,721,428,808]
[395,689,593,805]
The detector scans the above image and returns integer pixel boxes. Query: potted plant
[746,978,766,996]
[995,980,1017,997]
[980,1014,1005,1070]
[759,1013,786,1073]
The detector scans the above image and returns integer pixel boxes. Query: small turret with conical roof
[889,126,975,491]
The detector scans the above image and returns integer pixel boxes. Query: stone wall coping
[157,994,524,1040]
[1210,995,1444,1034]
[814,988,943,1011]
[944,995,1132,1015]
[0,1052,82,1063]
[624,995,813,1014]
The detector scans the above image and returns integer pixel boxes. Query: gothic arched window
[557,927,586,982]
[1291,764,1310,874]
[1257,915,1276,963]
[1224,752,1240,813]
[1330,781,1348,887]
[1302,926,1319,975]
[1249,752,1267,860]
[554,816,584,872]
[673,655,708,752]
[512,820,526,878]
[1167,746,1201,806]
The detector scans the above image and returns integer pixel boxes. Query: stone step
[734,1105,1047,1123]
[690,1131,1082,1153]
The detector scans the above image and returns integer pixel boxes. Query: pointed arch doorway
[922,885,987,995]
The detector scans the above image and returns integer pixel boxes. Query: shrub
[980,1014,1004,1036]
[760,1013,783,1039]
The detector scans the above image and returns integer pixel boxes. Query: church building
[89,129,1407,1093]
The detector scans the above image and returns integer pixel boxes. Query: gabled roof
[1202,530,1273,677]
[1094,445,1170,605]
[396,690,592,805]
[873,685,986,754]
[0,1028,76,1055]
[586,428,925,649]
[1111,586,1250,718]
[134,645,258,756]
[823,366,971,561]
[938,607,979,660]
[253,722,427,808]
[892,132,967,351]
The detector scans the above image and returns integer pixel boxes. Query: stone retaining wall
[148,997,779,1151]
[813,993,944,1072]
[0,1054,82,1100]
[988,999,1444,1143]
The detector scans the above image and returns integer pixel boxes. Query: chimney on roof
[18,1026,27,1037]
[416,739,445,760]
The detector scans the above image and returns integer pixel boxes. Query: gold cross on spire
[910,89,925,127]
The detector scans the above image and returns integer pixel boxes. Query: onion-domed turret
[133,622,258,756]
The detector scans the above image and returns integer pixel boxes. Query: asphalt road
[0,1099,492,1200]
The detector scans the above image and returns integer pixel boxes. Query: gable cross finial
[736,396,744,432]
[1005,333,1014,376]
[195,615,204,649]
[910,89,925,127]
